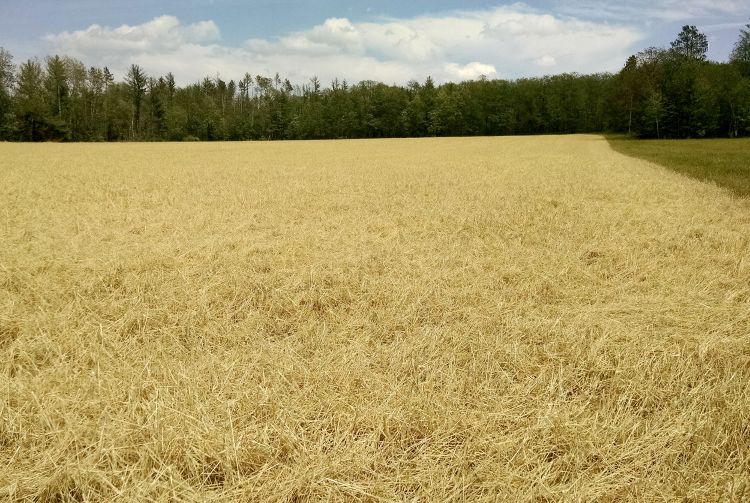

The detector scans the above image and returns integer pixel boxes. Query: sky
[0,1,748,85]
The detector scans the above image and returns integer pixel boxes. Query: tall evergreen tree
[126,64,147,138]
[671,25,709,60]
[730,21,750,76]
[44,56,68,123]
[15,59,48,140]
[616,55,641,134]
[64,57,87,140]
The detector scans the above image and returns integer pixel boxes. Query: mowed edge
[1,135,749,501]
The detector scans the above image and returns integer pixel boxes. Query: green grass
[607,136,750,198]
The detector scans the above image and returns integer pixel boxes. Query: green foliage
[730,21,750,76]
[15,59,54,141]
[671,25,709,60]
[44,56,68,122]
[126,64,148,138]
[0,23,748,142]
[0,48,14,139]
[644,91,666,138]
[610,27,749,139]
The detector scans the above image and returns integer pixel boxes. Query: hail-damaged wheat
[0,136,749,501]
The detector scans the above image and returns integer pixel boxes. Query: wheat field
[1,135,749,501]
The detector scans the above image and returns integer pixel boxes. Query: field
[1,135,749,501]
[607,136,750,198]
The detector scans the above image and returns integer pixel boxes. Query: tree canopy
[671,25,709,60]
[0,25,748,141]
[730,21,750,76]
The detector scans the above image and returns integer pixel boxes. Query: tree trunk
[628,95,633,135]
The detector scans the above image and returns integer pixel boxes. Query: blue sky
[1,1,747,84]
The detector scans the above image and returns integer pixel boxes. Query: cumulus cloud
[445,62,498,80]
[44,5,645,85]
[46,16,220,56]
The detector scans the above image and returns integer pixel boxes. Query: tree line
[1,24,749,142]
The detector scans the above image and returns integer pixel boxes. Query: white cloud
[648,0,747,19]
[558,0,747,22]
[46,16,220,56]
[534,55,557,67]
[445,62,498,80]
[44,6,645,85]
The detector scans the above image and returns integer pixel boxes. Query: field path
[1,136,749,501]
